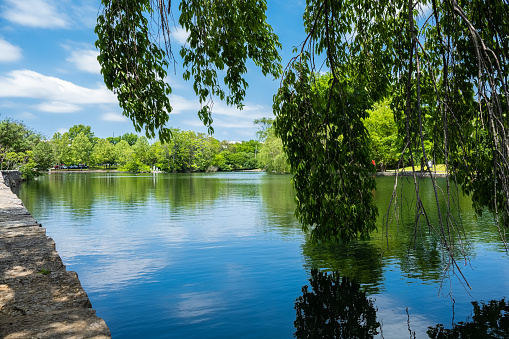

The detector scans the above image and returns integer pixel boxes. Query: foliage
[272,0,509,267]
[294,269,380,338]
[114,140,134,166]
[0,118,39,155]
[275,71,378,242]
[168,130,215,172]
[51,132,70,166]
[92,138,115,168]
[106,136,120,145]
[96,0,282,138]
[0,117,53,179]
[6,151,37,180]
[106,133,139,146]
[121,133,139,146]
[227,152,256,170]
[363,99,399,171]
[70,132,93,167]
[257,127,290,173]
[68,124,95,144]
[212,152,231,171]
[178,0,282,133]
[235,140,261,155]
[2,118,263,175]
[120,158,150,173]
[133,136,152,165]
[254,117,274,142]
[95,0,173,141]
[33,141,54,172]
[211,149,258,171]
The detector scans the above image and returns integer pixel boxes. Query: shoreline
[48,168,265,174]
[0,171,111,338]
[49,169,447,176]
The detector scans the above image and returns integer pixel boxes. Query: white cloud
[210,120,259,129]
[175,292,225,323]
[164,73,188,90]
[80,257,168,292]
[171,97,271,119]
[374,295,434,338]
[213,102,271,118]
[37,101,82,113]
[101,112,128,122]
[0,39,22,62]
[0,70,117,105]
[177,98,272,139]
[183,118,255,129]
[69,1,99,28]
[419,2,433,20]
[57,128,68,134]
[17,111,37,120]
[168,94,200,114]
[1,0,68,28]
[173,27,190,45]
[66,48,101,74]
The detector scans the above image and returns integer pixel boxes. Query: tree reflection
[259,173,298,229]
[295,269,509,339]
[427,299,509,338]
[294,268,380,338]
[301,240,385,293]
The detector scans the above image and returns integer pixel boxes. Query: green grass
[385,164,447,172]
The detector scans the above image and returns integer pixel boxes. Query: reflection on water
[294,268,380,338]
[14,172,509,338]
[301,176,507,291]
[295,269,509,338]
[427,299,509,338]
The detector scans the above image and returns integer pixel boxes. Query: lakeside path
[0,173,111,338]
[376,170,448,177]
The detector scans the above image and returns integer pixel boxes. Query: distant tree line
[51,124,266,173]
[1,104,401,179]
[0,117,280,178]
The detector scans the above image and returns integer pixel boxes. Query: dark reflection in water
[295,269,509,338]
[427,299,509,338]
[294,268,380,338]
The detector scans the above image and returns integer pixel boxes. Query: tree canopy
[0,117,52,178]
[95,0,509,270]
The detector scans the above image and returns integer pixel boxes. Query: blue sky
[0,0,306,141]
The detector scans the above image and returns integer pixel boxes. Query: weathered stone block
[0,173,111,338]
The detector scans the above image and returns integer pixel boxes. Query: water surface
[16,172,509,338]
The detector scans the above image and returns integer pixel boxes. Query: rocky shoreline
[0,171,111,338]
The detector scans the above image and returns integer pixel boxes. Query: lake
[15,172,509,338]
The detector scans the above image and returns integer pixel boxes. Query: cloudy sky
[0,0,305,141]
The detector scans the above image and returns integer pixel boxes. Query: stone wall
[1,170,23,188]
[0,173,111,338]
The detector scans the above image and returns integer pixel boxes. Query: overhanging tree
[95,0,282,140]
[96,0,509,275]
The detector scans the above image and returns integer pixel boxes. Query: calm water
[15,172,509,338]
